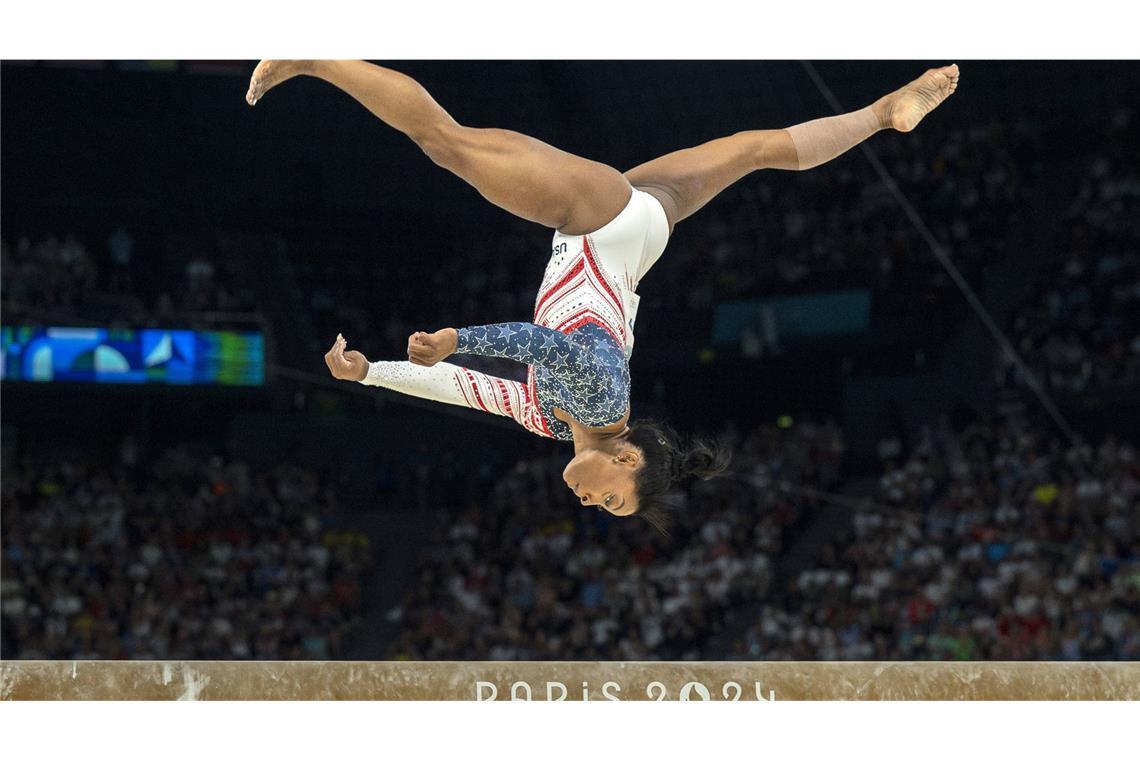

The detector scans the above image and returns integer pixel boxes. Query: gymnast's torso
[358,189,671,439]
[456,232,636,441]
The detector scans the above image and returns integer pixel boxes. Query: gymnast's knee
[748,129,799,171]
[417,122,470,171]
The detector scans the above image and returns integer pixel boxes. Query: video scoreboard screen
[1,326,265,386]
[711,289,872,345]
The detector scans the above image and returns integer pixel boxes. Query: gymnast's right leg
[246,60,632,235]
[623,64,961,232]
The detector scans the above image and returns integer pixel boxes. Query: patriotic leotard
[358,188,669,441]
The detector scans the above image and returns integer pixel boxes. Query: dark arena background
[2,60,1138,699]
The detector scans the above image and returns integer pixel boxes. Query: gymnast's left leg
[624,64,960,232]
[245,60,632,235]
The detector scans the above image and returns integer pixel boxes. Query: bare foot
[245,60,315,106]
[877,64,960,132]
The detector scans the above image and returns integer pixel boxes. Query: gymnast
[246,60,959,530]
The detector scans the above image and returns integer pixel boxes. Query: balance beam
[3,661,1138,700]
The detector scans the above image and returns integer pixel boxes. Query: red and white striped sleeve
[357,360,552,438]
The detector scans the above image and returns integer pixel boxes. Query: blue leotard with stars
[456,321,629,439]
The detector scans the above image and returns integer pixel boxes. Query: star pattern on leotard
[465,333,490,353]
[540,331,562,352]
[456,321,628,437]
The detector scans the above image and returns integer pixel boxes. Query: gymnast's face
[562,445,642,516]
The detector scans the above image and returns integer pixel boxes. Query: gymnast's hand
[324,333,369,381]
[407,328,458,367]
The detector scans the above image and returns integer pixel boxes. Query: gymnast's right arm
[323,334,544,434]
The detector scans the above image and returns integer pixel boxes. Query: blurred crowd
[736,414,1140,660]
[388,418,846,660]
[1003,108,1140,394]
[1,227,258,329]
[1,445,372,660]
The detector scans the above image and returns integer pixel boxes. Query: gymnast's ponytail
[624,419,732,535]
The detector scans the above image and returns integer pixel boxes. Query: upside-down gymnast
[246,60,959,531]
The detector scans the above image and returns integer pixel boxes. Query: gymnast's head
[561,419,731,531]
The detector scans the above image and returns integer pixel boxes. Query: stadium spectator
[1,445,372,660]
[1,229,260,329]
[388,418,846,660]
[737,414,1140,661]
[1003,108,1139,393]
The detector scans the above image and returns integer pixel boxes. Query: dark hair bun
[680,438,732,480]
[624,419,732,536]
